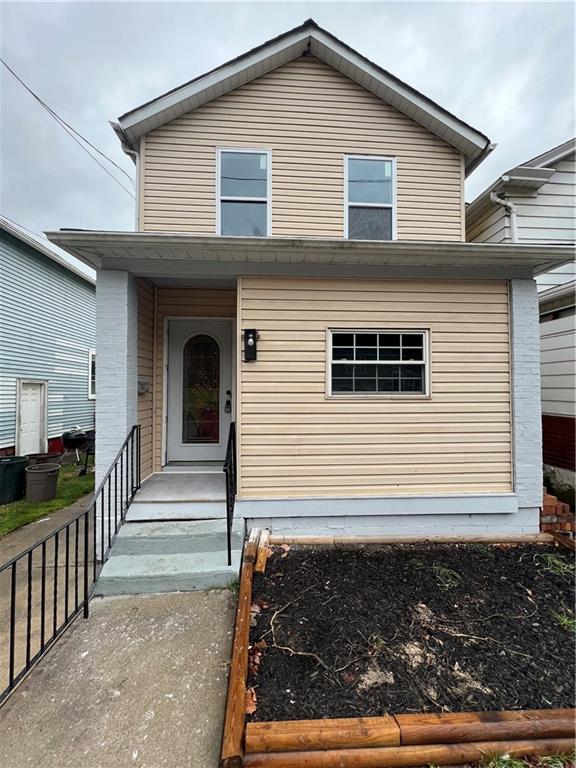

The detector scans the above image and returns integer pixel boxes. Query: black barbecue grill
[61,427,87,463]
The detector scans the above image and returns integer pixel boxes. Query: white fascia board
[119,31,310,139]
[45,231,575,276]
[524,137,576,169]
[310,31,488,161]
[118,28,490,168]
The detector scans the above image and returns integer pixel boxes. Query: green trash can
[25,463,61,503]
[0,456,29,504]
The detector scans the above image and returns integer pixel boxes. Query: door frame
[15,379,48,455]
[162,317,236,465]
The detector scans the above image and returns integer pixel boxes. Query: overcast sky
[1,1,574,259]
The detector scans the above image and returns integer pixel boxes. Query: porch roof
[45,230,574,280]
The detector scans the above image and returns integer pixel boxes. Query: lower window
[328,329,429,396]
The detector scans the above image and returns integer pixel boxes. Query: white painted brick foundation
[246,509,540,537]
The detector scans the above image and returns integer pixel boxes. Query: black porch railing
[0,425,140,705]
[223,422,237,566]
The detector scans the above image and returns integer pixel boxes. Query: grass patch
[552,609,576,632]
[534,553,575,578]
[0,463,94,537]
[481,757,527,768]
[432,563,462,591]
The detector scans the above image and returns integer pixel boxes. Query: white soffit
[45,231,574,277]
[117,21,491,171]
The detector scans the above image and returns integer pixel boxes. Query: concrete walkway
[0,589,235,768]
[0,493,93,562]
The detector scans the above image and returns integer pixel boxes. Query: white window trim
[88,348,96,400]
[326,328,430,399]
[216,148,272,236]
[343,154,397,240]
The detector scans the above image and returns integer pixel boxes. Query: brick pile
[541,489,575,534]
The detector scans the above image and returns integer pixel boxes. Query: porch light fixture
[244,329,258,362]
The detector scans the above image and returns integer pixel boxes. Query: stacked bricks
[541,489,575,534]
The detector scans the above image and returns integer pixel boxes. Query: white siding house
[0,217,96,456]
[467,139,576,506]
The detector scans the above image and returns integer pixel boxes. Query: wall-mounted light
[244,329,258,362]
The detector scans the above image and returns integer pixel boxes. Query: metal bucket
[25,463,61,503]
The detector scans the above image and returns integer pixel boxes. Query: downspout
[490,190,518,243]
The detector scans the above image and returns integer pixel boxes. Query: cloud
[1,0,573,250]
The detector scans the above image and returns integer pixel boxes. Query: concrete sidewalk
[0,589,235,768]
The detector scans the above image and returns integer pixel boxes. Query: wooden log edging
[220,528,260,768]
[243,739,576,768]
[268,533,555,546]
[246,709,576,754]
[551,531,576,552]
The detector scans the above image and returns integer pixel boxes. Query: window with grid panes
[329,330,428,395]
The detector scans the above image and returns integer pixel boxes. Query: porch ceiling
[45,230,575,279]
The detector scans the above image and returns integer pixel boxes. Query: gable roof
[114,18,492,175]
[0,215,96,285]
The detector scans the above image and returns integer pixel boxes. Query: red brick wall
[542,414,575,471]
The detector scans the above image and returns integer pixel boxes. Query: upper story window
[345,156,396,241]
[217,149,270,237]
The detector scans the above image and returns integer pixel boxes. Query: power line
[1,58,135,199]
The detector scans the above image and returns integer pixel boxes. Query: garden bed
[248,542,575,721]
[219,532,575,768]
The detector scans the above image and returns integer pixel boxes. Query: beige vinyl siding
[238,276,512,498]
[466,201,509,243]
[142,56,464,241]
[152,287,236,471]
[137,278,154,481]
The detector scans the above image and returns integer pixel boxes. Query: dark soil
[247,543,575,722]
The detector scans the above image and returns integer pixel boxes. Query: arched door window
[182,335,220,444]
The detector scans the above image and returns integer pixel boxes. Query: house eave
[45,230,574,279]
[116,21,491,173]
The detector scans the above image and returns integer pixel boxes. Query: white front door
[17,381,47,455]
[166,320,234,463]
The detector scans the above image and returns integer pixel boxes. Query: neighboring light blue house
[0,216,96,456]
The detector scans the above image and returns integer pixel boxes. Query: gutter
[110,122,138,165]
[490,190,518,243]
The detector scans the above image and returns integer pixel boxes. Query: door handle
[225,390,232,413]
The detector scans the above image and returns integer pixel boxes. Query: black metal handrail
[223,422,237,566]
[0,424,140,705]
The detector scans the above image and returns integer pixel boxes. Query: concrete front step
[112,519,245,556]
[127,500,226,521]
[95,549,242,596]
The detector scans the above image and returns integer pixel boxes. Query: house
[0,216,96,457]
[466,139,576,509]
[539,280,575,508]
[46,20,572,589]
